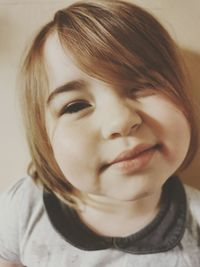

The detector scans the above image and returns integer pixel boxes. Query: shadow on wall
[180,48,200,190]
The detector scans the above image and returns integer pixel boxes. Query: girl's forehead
[44,33,88,93]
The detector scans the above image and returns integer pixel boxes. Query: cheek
[50,123,98,181]
[167,113,191,163]
[142,96,191,163]
[51,126,100,192]
[52,126,85,167]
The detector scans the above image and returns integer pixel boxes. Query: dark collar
[43,176,186,254]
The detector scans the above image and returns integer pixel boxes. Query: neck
[78,190,162,237]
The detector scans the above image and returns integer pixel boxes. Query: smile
[108,144,161,174]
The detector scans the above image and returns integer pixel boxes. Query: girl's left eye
[60,100,92,115]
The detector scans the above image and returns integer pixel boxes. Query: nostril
[110,132,121,139]
[111,123,140,138]
[131,122,141,131]
[102,107,143,139]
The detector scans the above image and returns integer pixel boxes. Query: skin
[44,33,191,236]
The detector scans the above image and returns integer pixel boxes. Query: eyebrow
[47,79,87,105]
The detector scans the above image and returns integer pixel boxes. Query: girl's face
[45,33,191,201]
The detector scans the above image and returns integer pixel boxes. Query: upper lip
[108,143,159,166]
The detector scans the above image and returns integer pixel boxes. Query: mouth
[102,144,162,174]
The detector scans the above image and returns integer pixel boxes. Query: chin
[104,189,152,202]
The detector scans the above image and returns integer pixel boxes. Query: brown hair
[19,0,199,206]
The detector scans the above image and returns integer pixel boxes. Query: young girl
[0,0,200,266]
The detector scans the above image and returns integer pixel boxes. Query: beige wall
[0,0,200,191]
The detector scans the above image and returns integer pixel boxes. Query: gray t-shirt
[0,176,200,267]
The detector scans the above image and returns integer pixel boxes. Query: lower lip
[109,146,160,174]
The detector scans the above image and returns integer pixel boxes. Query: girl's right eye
[59,100,92,115]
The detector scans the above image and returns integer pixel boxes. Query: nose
[101,101,142,139]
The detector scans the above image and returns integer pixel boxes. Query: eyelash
[59,100,91,115]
